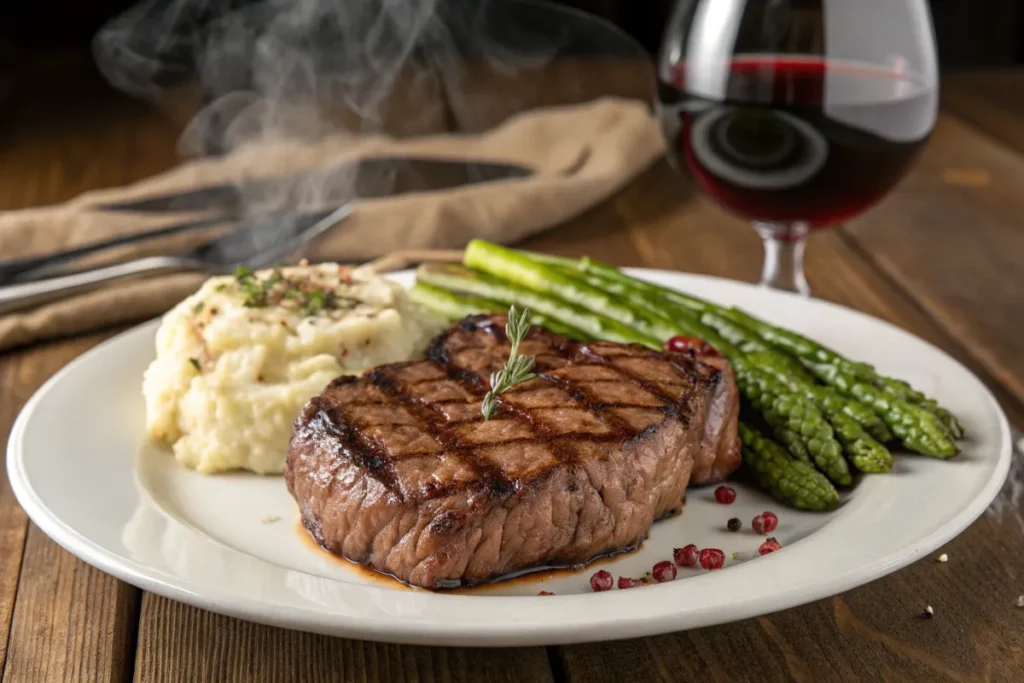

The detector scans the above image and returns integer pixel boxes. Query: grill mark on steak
[575,342,693,411]
[428,320,581,473]
[365,367,516,499]
[421,324,719,487]
[530,344,640,438]
[439,320,687,471]
[308,396,401,492]
[311,323,726,497]
[323,395,664,412]
[425,324,563,491]
[568,343,707,452]
[464,325,587,468]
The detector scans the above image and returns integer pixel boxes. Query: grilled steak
[286,314,740,588]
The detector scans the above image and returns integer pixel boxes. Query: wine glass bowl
[656,0,939,295]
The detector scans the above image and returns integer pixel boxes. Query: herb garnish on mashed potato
[142,263,445,474]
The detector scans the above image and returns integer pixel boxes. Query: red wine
[657,57,936,227]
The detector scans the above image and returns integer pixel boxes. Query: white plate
[7,269,1012,646]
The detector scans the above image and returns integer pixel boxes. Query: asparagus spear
[409,282,505,319]
[510,253,760,365]
[700,310,815,381]
[732,357,852,486]
[749,350,893,442]
[416,263,659,347]
[549,265,685,331]
[739,423,840,511]
[464,240,680,341]
[653,285,892,471]
[772,426,813,464]
[749,352,893,473]
[825,409,894,473]
[719,307,849,365]
[577,256,711,314]
[724,307,964,438]
[408,283,589,340]
[701,312,893,441]
[806,360,959,458]
[872,376,964,440]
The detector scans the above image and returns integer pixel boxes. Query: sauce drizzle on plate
[292,517,640,593]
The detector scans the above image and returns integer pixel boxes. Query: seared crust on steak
[286,314,740,588]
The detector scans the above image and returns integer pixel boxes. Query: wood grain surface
[1,59,1023,683]
[133,595,555,683]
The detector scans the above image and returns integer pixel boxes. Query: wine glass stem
[755,222,810,296]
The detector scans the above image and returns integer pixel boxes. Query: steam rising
[91,0,606,157]
[92,0,649,254]
[986,436,1024,534]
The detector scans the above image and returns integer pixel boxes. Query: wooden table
[1,62,1023,682]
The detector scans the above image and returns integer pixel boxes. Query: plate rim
[6,267,1013,646]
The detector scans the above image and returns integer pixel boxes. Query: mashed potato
[143,263,445,474]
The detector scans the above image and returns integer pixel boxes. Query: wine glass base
[755,222,811,297]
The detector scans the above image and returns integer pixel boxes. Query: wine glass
[656,0,938,295]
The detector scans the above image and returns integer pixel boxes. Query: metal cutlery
[0,156,532,285]
[96,156,532,214]
[0,215,229,285]
[0,205,352,316]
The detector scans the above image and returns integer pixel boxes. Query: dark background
[1,0,1021,67]
[0,0,1018,130]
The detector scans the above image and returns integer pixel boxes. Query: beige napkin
[0,97,664,351]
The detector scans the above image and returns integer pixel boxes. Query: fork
[0,205,352,315]
[0,148,587,285]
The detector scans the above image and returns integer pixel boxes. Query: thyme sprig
[481,306,536,420]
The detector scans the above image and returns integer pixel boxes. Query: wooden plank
[0,355,34,677]
[0,332,137,683]
[553,160,1024,682]
[943,70,1024,157]
[842,114,1024,404]
[0,55,179,211]
[899,111,1024,235]
[2,526,140,683]
[133,594,555,683]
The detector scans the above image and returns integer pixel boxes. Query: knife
[97,156,533,215]
[0,156,532,284]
